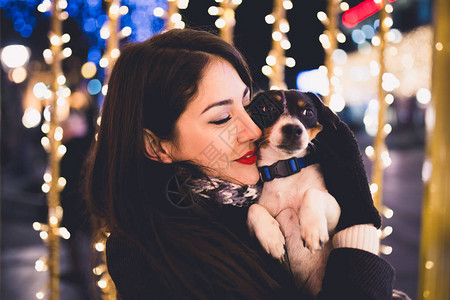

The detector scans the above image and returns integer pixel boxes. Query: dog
[246,90,341,296]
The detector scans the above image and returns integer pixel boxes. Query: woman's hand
[306,93,382,231]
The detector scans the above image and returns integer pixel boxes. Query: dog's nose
[281,124,302,139]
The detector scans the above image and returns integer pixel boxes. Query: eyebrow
[201,87,249,115]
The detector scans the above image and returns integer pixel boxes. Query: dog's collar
[258,153,317,182]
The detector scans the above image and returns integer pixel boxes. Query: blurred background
[0,0,446,299]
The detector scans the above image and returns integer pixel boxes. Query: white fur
[247,115,340,296]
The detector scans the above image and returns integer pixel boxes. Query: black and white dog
[246,90,341,295]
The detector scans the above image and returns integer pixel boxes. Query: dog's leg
[247,203,285,261]
[298,189,335,253]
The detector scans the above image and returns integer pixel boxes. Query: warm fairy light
[54,127,63,141]
[261,65,273,76]
[425,261,434,270]
[279,21,290,33]
[337,33,346,43]
[385,4,393,13]
[383,124,392,134]
[59,227,71,240]
[10,67,27,83]
[340,2,349,11]
[285,57,296,68]
[170,13,182,23]
[272,31,282,41]
[99,57,109,68]
[57,0,68,10]
[266,55,276,66]
[102,85,108,96]
[329,94,345,112]
[435,42,443,51]
[42,183,50,193]
[382,226,393,238]
[33,222,41,231]
[370,183,378,194]
[57,75,66,85]
[100,27,110,39]
[365,146,375,158]
[50,35,61,46]
[215,18,226,28]
[22,108,42,129]
[49,216,58,225]
[95,242,105,252]
[380,245,393,255]
[383,207,394,219]
[282,0,293,10]
[36,292,45,299]
[178,0,189,9]
[265,14,275,24]
[58,145,67,156]
[58,177,67,188]
[43,173,52,183]
[371,36,381,46]
[208,6,220,15]
[173,21,185,29]
[98,280,107,289]
[62,47,72,58]
[41,136,50,148]
[385,94,394,104]
[109,3,120,15]
[153,7,165,17]
[121,26,132,37]
[384,17,393,28]
[317,11,328,22]
[416,88,431,105]
[111,48,120,59]
[40,231,49,240]
[280,40,291,50]
[81,62,97,79]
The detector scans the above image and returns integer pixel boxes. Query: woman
[85,28,395,299]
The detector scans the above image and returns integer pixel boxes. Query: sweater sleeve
[318,248,395,300]
[106,233,173,300]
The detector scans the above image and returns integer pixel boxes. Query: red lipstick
[235,150,257,165]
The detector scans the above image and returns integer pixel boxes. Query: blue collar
[258,154,317,182]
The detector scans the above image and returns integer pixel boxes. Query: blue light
[351,29,366,44]
[296,69,329,96]
[87,47,102,63]
[21,24,33,38]
[83,18,97,32]
[87,79,102,95]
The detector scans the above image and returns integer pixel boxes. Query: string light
[154,0,189,30]
[263,0,294,90]
[208,0,241,44]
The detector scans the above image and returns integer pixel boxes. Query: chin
[230,165,260,185]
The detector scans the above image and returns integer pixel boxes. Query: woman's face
[167,59,262,185]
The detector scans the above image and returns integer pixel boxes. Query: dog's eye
[302,109,314,117]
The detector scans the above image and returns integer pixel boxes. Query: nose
[237,109,262,143]
[281,124,302,140]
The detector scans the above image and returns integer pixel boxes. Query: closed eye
[302,108,314,117]
[210,115,231,125]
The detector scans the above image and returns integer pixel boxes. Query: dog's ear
[305,92,340,130]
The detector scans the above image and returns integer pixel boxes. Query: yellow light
[11,67,27,84]
[215,18,226,28]
[57,0,67,10]
[266,55,276,66]
[109,3,120,15]
[95,242,105,252]
[382,207,394,219]
[59,227,71,239]
[50,35,61,46]
[33,222,41,231]
[208,6,219,15]
[40,231,48,240]
[383,124,392,135]
[270,85,280,90]
[380,245,392,255]
[272,31,282,41]
[285,57,296,68]
[41,136,50,148]
[111,48,120,59]
[261,65,272,76]
[280,39,291,50]
[337,33,346,43]
[283,0,293,10]
[81,62,97,79]
[43,173,52,183]
[121,26,132,37]
[384,17,393,28]
[425,261,434,270]
[60,11,69,20]
[385,4,393,13]
[49,216,58,225]
[279,21,290,33]
[383,226,393,237]
[42,183,50,193]
[153,7,165,17]
[232,0,242,4]
[36,292,45,299]
[385,94,394,105]
[58,177,67,188]
[371,36,381,46]
[57,75,66,85]
[22,107,41,128]
[317,11,327,22]
[340,2,349,11]
[365,146,375,158]
[370,183,378,194]
[58,144,67,156]
[423,291,430,298]
[329,94,345,112]
[99,57,109,68]
[98,280,107,289]
[435,42,443,51]
[119,5,129,15]
[170,13,182,23]
[100,27,110,39]
[177,0,189,9]
[174,21,185,29]
[61,33,71,43]
[62,47,72,58]
[54,127,63,141]
[265,14,275,24]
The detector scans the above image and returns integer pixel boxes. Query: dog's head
[247,90,336,158]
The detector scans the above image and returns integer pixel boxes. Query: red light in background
[342,0,397,28]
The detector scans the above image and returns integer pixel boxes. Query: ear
[143,129,174,164]
[306,92,340,130]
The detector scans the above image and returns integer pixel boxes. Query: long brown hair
[85,29,288,299]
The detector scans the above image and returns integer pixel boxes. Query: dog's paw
[255,221,286,261]
[300,219,329,253]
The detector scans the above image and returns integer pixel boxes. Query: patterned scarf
[188,176,263,207]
